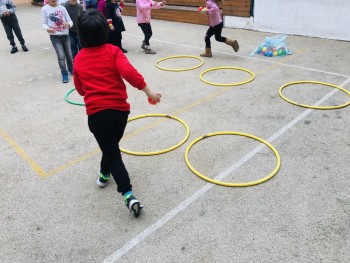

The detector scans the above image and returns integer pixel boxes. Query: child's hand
[47,27,55,34]
[142,85,161,105]
[109,24,115,30]
[160,0,166,6]
[62,22,70,29]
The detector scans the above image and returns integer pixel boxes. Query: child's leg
[138,23,152,46]
[107,30,117,46]
[213,22,239,52]
[69,31,79,58]
[115,32,121,48]
[62,35,73,72]
[88,110,132,195]
[204,26,215,48]
[116,32,127,53]
[200,26,215,57]
[50,35,69,74]
[11,16,25,46]
[213,22,226,43]
[1,20,16,46]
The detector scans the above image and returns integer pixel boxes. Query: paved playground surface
[1,4,349,263]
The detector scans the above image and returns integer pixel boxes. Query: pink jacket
[136,0,163,24]
[206,0,222,27]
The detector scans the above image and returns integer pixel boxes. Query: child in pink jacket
[136,0,165,54]
[200,0,239,57]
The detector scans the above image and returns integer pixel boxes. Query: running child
[74,9,161,217]
[200,0,239,57]
[136,0,166,54]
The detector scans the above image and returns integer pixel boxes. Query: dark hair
[77,9,109,48]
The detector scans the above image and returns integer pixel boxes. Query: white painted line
[26,40,51,50]
[104,78,350,263]
[14,9,350,78]
[125,33,349,78]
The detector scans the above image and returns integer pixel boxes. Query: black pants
[204,22,226,48]
[1,14,25,46]
[108,30,123,49]
[88,109,132,195]
[138,23,152,45]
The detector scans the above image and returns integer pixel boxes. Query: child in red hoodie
[74,9,161,218]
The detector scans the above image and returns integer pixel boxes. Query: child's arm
[41,8,51,32]
[74,72,85,96]
[62,7,73,29]
[142,85,161,104]
[204,1,219,13]
[136,0,153,11]
[119,0,124,10]
[6,0,16,15]
[114,50,161,103]
[150,0,166,9]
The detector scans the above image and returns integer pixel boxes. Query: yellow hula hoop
[120,114,190,156]
[200,66,255,86]
[279,80,350,109]
[185,132,281,187]
[156,55,204,72]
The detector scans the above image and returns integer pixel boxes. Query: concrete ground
[1,4,349,263]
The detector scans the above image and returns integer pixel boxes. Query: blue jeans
[50,35,73,75]
[69,30,82,58]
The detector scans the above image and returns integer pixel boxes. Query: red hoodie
[74,44,147,115]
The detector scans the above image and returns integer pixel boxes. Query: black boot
[11,46,18,54]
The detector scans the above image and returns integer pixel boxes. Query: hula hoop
[185,132,281,187]
[200,66,255,86]
[65,88,84,106]
[120,114,190,156]
[156,55,204,72]
[279,81,350,109]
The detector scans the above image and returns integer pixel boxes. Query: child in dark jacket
[106,0,127,53]
[0,0,28,53]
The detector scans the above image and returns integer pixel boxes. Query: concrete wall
[225,0,350,41]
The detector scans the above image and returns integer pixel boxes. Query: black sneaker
[11,46,18,54]
[96,173,110,187]
[22,45,29,52]
[124,194,143,218]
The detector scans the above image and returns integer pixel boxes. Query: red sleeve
[74,71,85,96]
[114,48,147,90]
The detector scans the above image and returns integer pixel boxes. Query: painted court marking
[3,10,350,261]
[103,78,350,262]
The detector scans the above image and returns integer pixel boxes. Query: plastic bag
[249,34,292,57]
